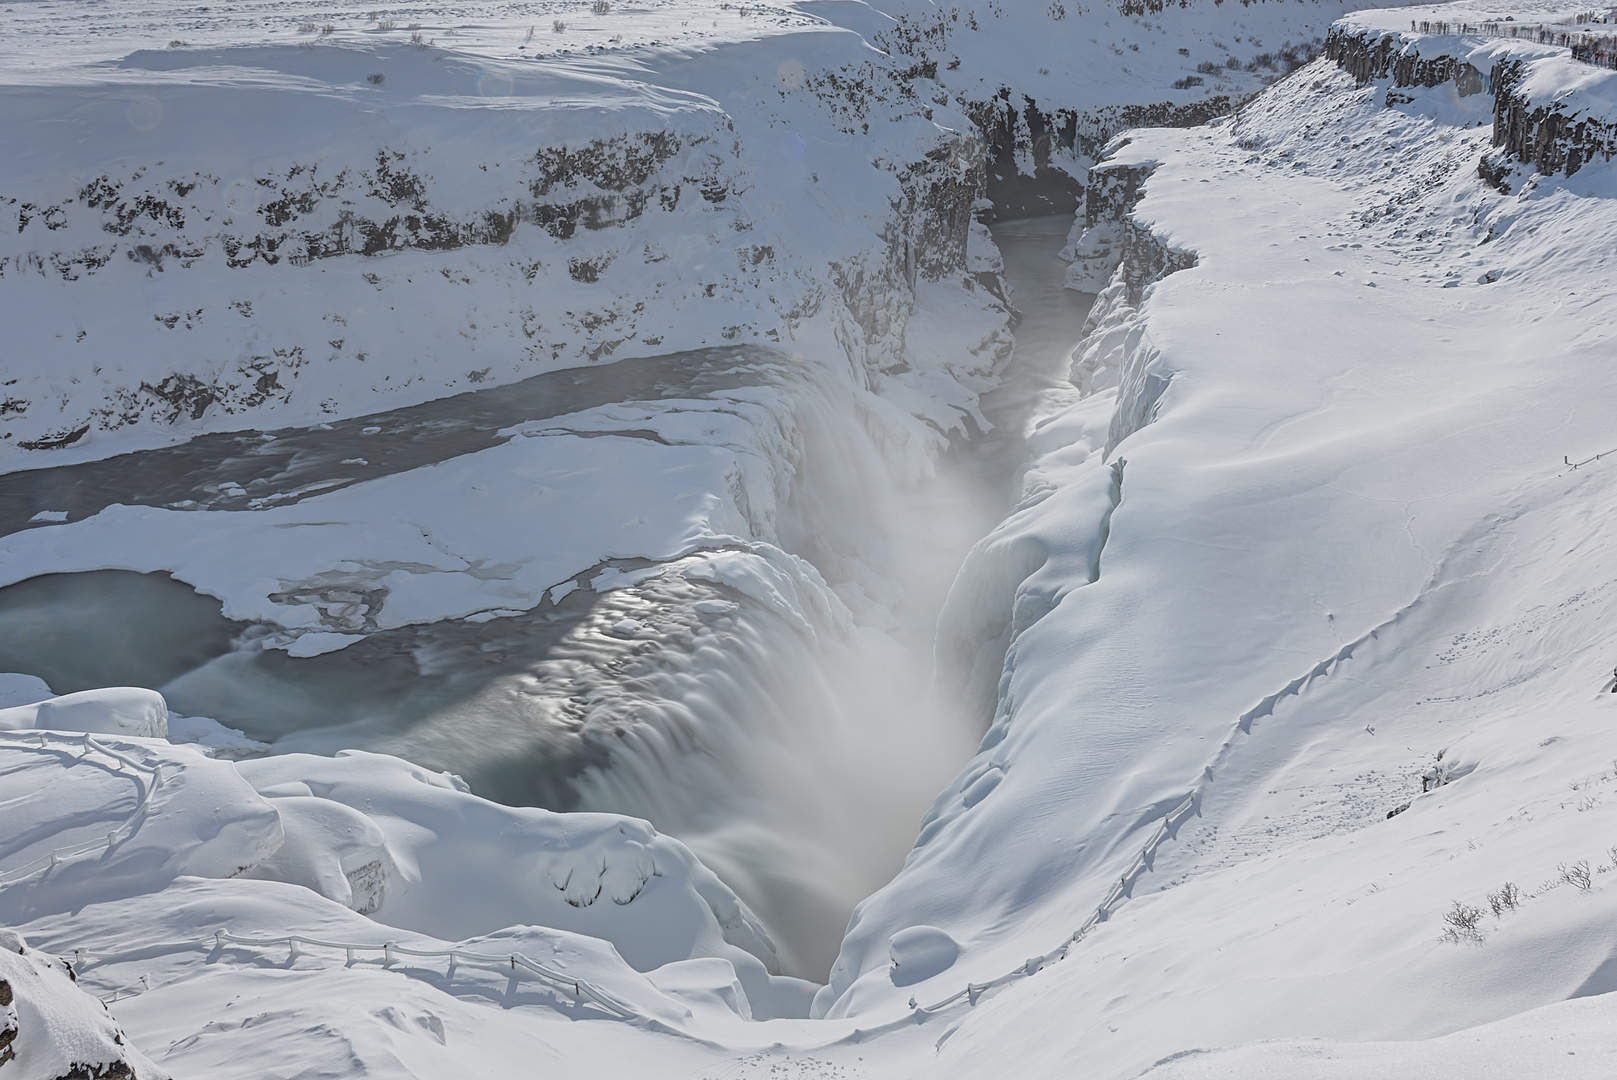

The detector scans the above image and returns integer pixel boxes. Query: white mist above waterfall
[565,216,1098,978]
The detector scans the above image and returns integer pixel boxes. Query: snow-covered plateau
[7,0,1617,1076]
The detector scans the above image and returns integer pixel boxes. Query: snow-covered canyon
[7,0,1617,1077]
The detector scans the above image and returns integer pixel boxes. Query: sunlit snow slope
[820,7,1617,1076]
[8,1,1617,1078]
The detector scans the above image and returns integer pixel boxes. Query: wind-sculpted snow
[809,13,1617,1074]
[0,732,816,1019]
[11,0,1617,1076]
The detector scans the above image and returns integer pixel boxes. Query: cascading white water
[0,216,1093,983]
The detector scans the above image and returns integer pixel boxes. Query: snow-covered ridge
[1327,4,1617,177]
[0,7,1000,464]
[1,730,818,1018]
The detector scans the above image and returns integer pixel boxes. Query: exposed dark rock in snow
[1327,25,1617,178]
[0,931,167,1080]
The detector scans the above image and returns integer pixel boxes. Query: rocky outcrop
[1,132,719,281]
[0,930,168,1080]
[964,92,1243,219]
[1489,58,1617,176]
[1063,152,1196,305]
[1326,25,1617,178]
[1115,218,1198,307]
[1325,27,1488,92]
[1061,145,1196,412]
[869,7,1314,220]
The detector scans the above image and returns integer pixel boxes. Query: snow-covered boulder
[0,674,52,710]
[0,687,168,738]
[887,924,959,986]
[236,794,394,915]
[0,929,168,1080]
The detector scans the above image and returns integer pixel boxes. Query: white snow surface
[1,731,818,1021]
[0,0,1006,464]
[6,1,1617,1078]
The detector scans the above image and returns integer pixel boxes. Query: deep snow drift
[9,0,1617,1077]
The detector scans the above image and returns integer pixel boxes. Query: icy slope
[814,8,1617,1072]
[0,731,812,1013]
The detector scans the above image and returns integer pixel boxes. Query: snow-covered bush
[1440,901,1485,944]
[1486,882,1522,917]
[1560,860,1593,892]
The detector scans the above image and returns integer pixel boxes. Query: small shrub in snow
[1173,76,1204,89]
[1047,2,1066,19]
[298,21,318,33]
[366,73,385,85]
[377,19,397,31]
[1196,61,1221,75]
[1487,882,1522,916]
[1440,901,1485,944]
[553,18,568,32]
[1560,860,1593,892]
[320,23,335,35]
[592,0,612,13]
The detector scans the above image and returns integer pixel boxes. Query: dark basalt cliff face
[1325,27,1488,91]
[1488,59,1617,176]
[1326,26,1617,179]
[873,5,1274,221]
[1,132,723,282]
[968,92,1239,219]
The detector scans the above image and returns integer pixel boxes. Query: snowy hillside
[824,3,1617,1069]
[7,0,1617,1077]
[0,0,1003,463]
